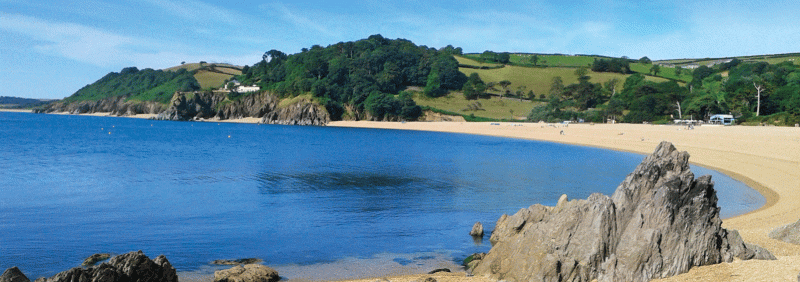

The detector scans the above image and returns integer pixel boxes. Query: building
[708,114,735,125]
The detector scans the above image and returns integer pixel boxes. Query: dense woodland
[236,34,466,121]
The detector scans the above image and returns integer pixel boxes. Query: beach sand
[329,121,800,282]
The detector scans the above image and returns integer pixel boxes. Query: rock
[469,222,484,237]
[34,251,177,282]
[82,253,111,266]
[473,141,775,282]
[211,258,263,265]
[214,264,279,282]
[1,267,30,282]
[423,278,436,282]
[769,219,800,245]
[427,268,450,274]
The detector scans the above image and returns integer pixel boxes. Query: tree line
[237,34,466,121]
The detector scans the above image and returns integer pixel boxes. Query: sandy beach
[329,121,800,282]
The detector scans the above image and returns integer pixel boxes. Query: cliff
[472,141,774,282]
[35,91,330,126]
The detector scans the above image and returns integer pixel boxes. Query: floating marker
[108,132,111,134]
[228,135,231,138]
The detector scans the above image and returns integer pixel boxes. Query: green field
[629,63,693,82]
[459,64,669,98]
[454,56,502,67]
[413,91,539,120]
[166,63,242,89]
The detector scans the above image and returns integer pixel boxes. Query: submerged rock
[769,219,800,245]
[34,251,177,282]
[469,222,484,237]
[1,267,30,282]
[82,253,111,266]
[211,258,263,265]
[214,264,279,282]
[473,141,774,282]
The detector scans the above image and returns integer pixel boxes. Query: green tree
[639,56,652,64]
[674,66,683,76]
[550,76,564,97]
[424,69,444,97]
[532,55,539,66]
[650,65,661,76]
[499,80,512,93]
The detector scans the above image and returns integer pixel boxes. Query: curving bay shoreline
[329,121,800,281]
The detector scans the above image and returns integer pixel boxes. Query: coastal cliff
[33,95,166,116]
[472,141,774,282]
[35,91,330,126]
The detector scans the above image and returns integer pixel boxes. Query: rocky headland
[470,141,774,282]
[34,91,330,126]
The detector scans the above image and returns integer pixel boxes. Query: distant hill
[0,96,54,108]
[165,62,242,90]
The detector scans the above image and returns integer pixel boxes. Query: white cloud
[0,13,260,69]
[261,2,340,38]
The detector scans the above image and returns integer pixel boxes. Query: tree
[650,64,661,76]
[639,56,652,64]
[424,69,443,97]
[550,76,564,97]
[532,55,539,66]
[753,79,766,116]
[604,78,620,97]
[674,66,683,76]
[499,80,512,93]
[575,67,590,83]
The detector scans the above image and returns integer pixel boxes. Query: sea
[0,112,765,280]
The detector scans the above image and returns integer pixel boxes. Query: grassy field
[629,63,693,82]
[454,56,502,67]
[165,63,242,90]
[459,65,670,98]
[413,91,540,120]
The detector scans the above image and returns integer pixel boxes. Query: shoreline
[9,112,800,280]
[328,120,800,281]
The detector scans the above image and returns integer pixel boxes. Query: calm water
[0,112,764,279]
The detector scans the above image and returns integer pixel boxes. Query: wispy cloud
[140,0,246,27]
[0,13,259,68]
[261,2,340,38]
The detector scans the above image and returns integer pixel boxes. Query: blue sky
[2,0,799,99]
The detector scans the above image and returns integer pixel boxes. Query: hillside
[0,96,54,108]
[166,63,242,90]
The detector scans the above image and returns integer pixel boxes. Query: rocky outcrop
[154,92,329,125]
[473,141,774,282]
[82,253,111,266]
[211,258,263,265]
[261,97,329,126]
[1,267,30,282]
[33,96,166,116]
[469,222,484,237]
[769,219,800,245]
[34,251,177,282]
[214,264,279,282]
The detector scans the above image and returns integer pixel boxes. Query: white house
[223,79,260,93]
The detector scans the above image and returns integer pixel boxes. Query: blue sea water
[0,112,764,279]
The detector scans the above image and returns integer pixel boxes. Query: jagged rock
[769,219,800,245]
[469,222,484,237]
[34,251,177,282]
[427,268,450,274]
[473,141,775,282]
[211,258,263,265]
[82,253,111,266]
[33,95,165,116]
[1,267,30,282]
[214,264,279,282]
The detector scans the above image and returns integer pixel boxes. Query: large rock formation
[472,141,774,282]
[34,251,177,282]
[33,96,166,116]
[769,219,800,244]
[1,267,30,282]
[214,264,279,282]
[154,92,329,125]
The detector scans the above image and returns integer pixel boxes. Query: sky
[2,0,799,99]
